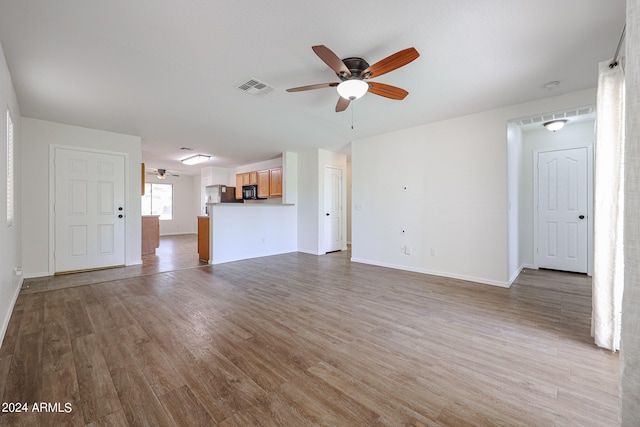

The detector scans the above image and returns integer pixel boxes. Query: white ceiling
[0,1,625,174]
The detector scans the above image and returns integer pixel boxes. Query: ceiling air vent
[237,78,275,96]
[515,106,595,127]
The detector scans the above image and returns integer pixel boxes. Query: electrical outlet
[401,246,405,253]
[430,248,436,256]
[405,245,412,255]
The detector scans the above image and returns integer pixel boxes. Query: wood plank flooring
[20,234,206,294]
[1,251,619,426]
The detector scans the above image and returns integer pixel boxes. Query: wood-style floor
[21,234,207,294]
[1,246,619,426]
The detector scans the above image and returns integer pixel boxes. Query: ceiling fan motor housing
[337,57,371,81]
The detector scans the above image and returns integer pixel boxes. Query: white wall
[318,149,348,252]
[346,161,352,244]
[296,148,347,255]
[507,122,523,283]
[621,1,640,423]
[22,118,142,277]
[0,40,22,345]
[198,166,233,215]
[297,149,320,254]
[351,88,596,287]
[518,120,595,270]
[210,204,297,264]
[145,173,198,235]
[234,157,282,176]
[282,151,298,205]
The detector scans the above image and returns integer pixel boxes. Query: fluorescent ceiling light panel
[181,154,211,165]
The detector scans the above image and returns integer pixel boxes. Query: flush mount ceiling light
[181,154,211,165]
[336,79,369,101]
[543,119,568,132]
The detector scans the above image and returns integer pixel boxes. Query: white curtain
[592,59,625,351]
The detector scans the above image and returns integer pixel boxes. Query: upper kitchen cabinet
[237,166,283,199]
[236,172,251,199]
[269,167,282,197]
[257,169,270,198]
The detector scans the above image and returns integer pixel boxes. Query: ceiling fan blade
[336,96,350,112]
[312,45,352,77]
[286,82,339,92]
[362,47,419,79]
[367,82,409,100]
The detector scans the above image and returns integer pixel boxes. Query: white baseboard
[0,277,23,351]
[350,257,511,288]
[508,265,524,287]
[23,271,50,279]
[297,249,324,256]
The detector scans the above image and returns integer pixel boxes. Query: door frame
[533,144,594,275]
[322,165,346,254]
[321,165,345,254]
[48,144,130,275]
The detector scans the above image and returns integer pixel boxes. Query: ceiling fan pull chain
[351,103,355,130]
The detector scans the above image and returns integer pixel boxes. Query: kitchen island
[201,204,297,264]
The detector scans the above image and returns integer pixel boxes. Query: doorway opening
[507,106,595,283]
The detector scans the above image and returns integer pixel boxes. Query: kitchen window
[141,183,173,220]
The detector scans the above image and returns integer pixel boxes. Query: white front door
[324,166,343,253]
[54,148,126,273]
[538,147,588,273]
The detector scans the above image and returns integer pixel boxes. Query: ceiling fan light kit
[181,154,211,165]
[543,119,568,132]
[337,79,369,100]
[286,45,419,112]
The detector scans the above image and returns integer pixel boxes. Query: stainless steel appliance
[242,184,265,200]
[204,185,242,214]
[205,185,238,204]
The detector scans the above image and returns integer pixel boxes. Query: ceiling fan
[287,45,420,112]
[147,168,180,180]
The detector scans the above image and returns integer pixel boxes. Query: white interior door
[54,148,126,273]
[324,166,342,253]
[538,147,588,273]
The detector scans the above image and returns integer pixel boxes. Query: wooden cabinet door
[197,216,209,262]
[235,174,243,199]
[269,167,282,197]
[257,170,270,198]
[249,171,258,185]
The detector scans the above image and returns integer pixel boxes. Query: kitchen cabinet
[198,216,209,262]
[269,167,282,197]
[235,172,250,199]
[236,166,283,199]
[141,215,160,255]
[257,170,270,198]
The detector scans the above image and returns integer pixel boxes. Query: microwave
[242,184,265,200]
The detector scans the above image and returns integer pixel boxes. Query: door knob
[579,215,585,219]
[118,214,123,218]
[118,207,123,211]
[326,213,330,216]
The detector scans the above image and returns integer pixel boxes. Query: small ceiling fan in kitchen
[147,168,180,180]
[286,45,420,112]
